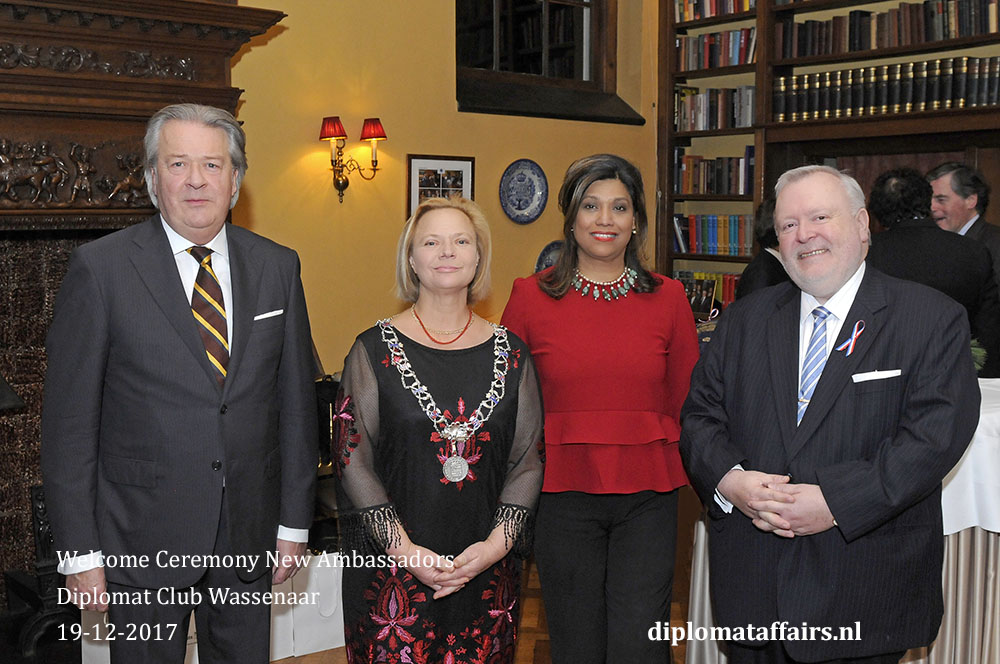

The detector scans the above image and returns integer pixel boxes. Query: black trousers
[534,490,679,664]
[106,495,271,664]
[727,640,906,664]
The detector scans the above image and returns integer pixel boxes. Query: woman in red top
[502,154,699,663]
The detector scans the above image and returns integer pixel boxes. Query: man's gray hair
[774,164,866,216]
[144,103,247,209]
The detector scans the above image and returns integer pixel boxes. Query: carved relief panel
[0,0,282,229]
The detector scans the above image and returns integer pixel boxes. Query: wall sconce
[319,116,387,203]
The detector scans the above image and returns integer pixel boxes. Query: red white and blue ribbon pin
[835,320,865,356]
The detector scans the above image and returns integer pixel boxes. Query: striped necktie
[187,246,229,385]
[797,306,831,425]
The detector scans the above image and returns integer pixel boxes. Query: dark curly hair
[868,168,933,229]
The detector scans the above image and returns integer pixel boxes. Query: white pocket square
[852,369,901,383]
[253,309,284,321]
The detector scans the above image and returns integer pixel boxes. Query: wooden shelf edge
[676,10,757,31]
[676,127,756,138]
[764,108,1000,141]
[771,34,1000,68]
[671,194,755,201]
[669,253,754,263]
[676,63,758,80]
[771,0,894,16]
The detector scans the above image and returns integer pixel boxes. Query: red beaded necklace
[411,307,474,345]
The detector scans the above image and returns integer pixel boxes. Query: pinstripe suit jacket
[41,216,317,588]
[680,265,980,661]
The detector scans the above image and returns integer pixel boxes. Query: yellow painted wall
[231,0,660,372]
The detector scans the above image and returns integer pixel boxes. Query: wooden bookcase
[658,1,760,302]
[656,0,1000,277]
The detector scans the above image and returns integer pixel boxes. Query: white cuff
[57,550,104,575]
[277,526,309,543]
[713,464,745,514]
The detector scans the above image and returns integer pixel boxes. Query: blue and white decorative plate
[535,240,563,273]
[499,159,547,224]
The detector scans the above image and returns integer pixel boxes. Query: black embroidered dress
[333,322,544,664]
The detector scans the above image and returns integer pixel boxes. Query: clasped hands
[394,537,508,600]
[718,469,836,538]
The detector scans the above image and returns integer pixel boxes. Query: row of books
[674,0,755,23]
[676,27,757,71]
[549,5,577,45]
[674,270,743,313]
[672,146,756,195]
[675,85,756,131]
[673,213,756,256]
[775,0,999,59]
[773,56,1000,122]
[517,14,543,50]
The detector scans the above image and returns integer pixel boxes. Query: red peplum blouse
[501,269,699,494]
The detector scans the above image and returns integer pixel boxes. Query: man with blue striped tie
[681,165,980,663]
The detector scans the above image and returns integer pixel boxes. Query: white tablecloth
[941,379,1000,535]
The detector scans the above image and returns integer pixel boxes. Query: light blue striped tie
[798,306,831,425]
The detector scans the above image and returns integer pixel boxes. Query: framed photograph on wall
[407,154,475,216]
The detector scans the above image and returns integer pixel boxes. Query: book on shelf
[676,27,757,71]
[674,0,756,23]
[674,85,756,131]
[671,214,754,256]
[673,151,754,195]
[673,270,742,313]
[771,55,1000,122]
[673,215,690,253]
[775,0,998,60]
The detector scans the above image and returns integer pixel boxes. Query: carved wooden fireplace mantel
[0,0,284,609]
[0,0,283,230]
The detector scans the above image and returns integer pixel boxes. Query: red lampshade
[319,116,347,141]
[359,118,387,142]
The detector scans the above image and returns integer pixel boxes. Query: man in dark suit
[927,162,1000,282]
[867,167,1000,377]
[41,104,318,663]
[680,165,980,663]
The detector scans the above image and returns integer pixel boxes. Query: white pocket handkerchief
[852,369,901,383]
[253,309,284,321]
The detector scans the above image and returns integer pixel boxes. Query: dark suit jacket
[965,216,1000,285]
[680,266,980,661]
[735,248,790,300]
[41,216,318,588]
[867,217,1000,377]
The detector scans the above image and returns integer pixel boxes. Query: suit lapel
[967,218,985,242]
[768,286,801,451]
[223,227,263,397]
[787,269,888,459]
[129,217,221,389]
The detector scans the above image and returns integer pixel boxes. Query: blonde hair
[775,164,866,216]
[395,197,492,304]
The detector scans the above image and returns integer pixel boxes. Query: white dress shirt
[957,213,979,236]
